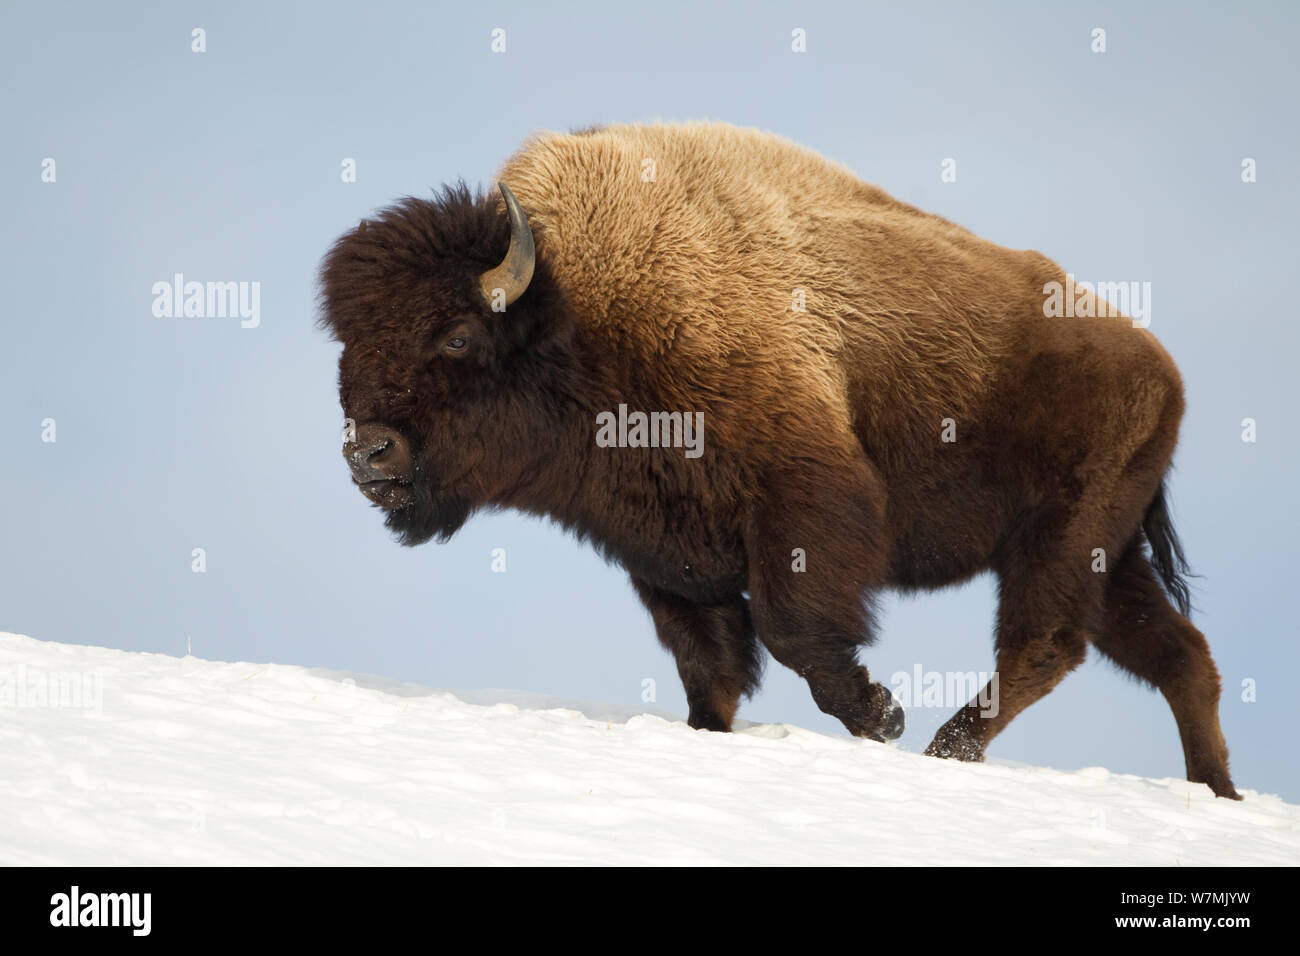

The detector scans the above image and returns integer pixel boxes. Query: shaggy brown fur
[319,121,1239,798]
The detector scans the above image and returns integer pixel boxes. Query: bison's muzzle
[344,423,414,509]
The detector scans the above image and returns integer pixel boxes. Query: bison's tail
[1142,479,1194,618]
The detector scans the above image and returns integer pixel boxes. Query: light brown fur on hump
[494,121,1166,458]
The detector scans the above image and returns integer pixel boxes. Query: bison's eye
[438,320,474,358]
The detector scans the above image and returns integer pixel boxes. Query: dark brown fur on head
[318,183,575,545]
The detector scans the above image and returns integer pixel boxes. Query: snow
[1,631,1296,866]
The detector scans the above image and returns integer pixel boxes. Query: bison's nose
[343,423,413,484]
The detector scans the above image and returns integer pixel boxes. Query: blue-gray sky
[3,1,1297,802]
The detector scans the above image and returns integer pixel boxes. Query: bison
[319,121,1240,799]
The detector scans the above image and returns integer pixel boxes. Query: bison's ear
[478,182,535,309]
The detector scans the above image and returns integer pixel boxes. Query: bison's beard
[382,456,472,547]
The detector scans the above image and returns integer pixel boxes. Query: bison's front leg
[632,579,762,732]
[743,455,904,742]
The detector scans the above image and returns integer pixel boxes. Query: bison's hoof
[924,728,984,761]
[1195,771,1244,800]
[867,692,905,742]
[687,709,731,733]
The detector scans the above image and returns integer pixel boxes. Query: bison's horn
[478,182,535,309]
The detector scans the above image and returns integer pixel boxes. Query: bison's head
[318,182,570,546]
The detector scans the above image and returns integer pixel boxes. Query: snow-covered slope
[1,632,1295,866]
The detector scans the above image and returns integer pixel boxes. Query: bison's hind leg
[924,461,1125,763]
[924,566,1091,763]
[1092,541,1241,799]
